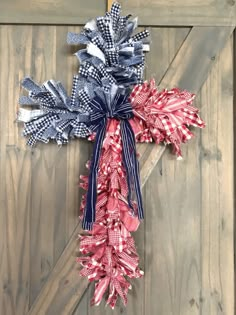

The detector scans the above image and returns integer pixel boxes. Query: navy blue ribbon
[82,91,144,230]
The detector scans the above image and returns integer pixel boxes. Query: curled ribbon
[17,76,92,145]
[67,2,149,87]
[78,120,143,307]
[129,79,205,157]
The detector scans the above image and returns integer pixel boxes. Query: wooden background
[0,1,235,314]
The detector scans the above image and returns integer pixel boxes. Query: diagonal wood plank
[26,26,234,315]
[140,25,235,187]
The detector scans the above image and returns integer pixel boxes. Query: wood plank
[144,129,203,314]
[119,0,236,26]
[144,33,234,315]
[25,26,234,315]
[140,26,234,188]
[73,291,88,315]
[0,0,106,25]
[29,226,88,315]
[28,25,63,306]
[0,24,92,315]
[0,25,33,315]
[200,35,234,315]
[1,26,234,314]
[0,0,235,26]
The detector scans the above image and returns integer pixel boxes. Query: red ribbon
[129,79,205,157]
[77,119,143,308]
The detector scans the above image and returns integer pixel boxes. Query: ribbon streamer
[83,86,144,230]
[78,119,143,308]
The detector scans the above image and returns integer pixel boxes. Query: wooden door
[0,1,235,314]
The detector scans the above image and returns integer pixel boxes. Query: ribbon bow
[82,86,144,230]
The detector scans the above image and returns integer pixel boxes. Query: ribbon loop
[82,88,144,230]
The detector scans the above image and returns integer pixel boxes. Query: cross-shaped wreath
[17,2,205,309]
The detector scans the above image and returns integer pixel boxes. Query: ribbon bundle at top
[17,3,205,308]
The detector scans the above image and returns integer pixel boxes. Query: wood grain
[200,35,234,315]
[119,0,236,26]
[1,0,235,26]
[139,26,234,189]
[27,227,88,315]
[0,15,234,315]
[24,26,234,315]
[0,25,33,315]
[0,0,106,25]
[0,24,92,315]
[144,33,234,315]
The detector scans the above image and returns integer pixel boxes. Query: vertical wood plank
[29,25,61,305]
[0,25,34,315]
[200,35,234,315]
[144,133,202,315]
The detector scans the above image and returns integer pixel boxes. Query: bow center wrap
[82,88,144,230]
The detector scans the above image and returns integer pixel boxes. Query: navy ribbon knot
[82,88,144,230]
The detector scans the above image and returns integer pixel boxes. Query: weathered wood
[144,33,234,315]
[0,0,106,25]
[119,0,236,27]
[200,35,234,315]
[24,26,234,315]
[0,25,33,315]
[0,24,93,315]
[28,25,65,306]
[139,26,234,188]
[27,226,89,315]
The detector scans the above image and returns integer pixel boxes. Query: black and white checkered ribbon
[67,2,150,87]
[18,76,92,146]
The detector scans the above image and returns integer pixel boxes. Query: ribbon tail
[120,120,144,220]
[82,122,106,230]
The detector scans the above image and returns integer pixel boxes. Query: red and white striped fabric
[129,79,205,157]
[77,119,142,308]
